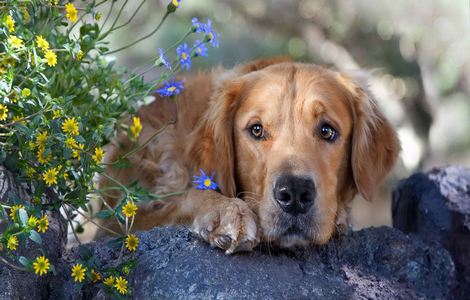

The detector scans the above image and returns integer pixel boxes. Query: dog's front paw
[190,198,259,254]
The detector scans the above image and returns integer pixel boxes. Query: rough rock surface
[0,166,67,299]
[392,165,470,299]
[52,226,455,299]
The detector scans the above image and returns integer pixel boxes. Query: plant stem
[65,204,121,236]
[62,205,82,246]
[0,257,28,272]
[105,11,170,55]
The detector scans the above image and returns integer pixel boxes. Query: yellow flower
[53,109,61,119]
[28,140,36,150]
[0,104,8,121]
[114,276,128,294]
[71,263,87,282]
[9,204,24,221]
[62,117,79,135]
[43,167,59,186]
[122,202,138,218]
[63,171,69,180]
[91,269,102,283]
[77,50,84,60]
[21,8,31,23]
[72,143,84,160]
[28,215,38,227]
[8,35,23,49]
[26,167,36,178]
[37,215,49,233]
[130,116,143,139]
[5,15,15,32]
[37,147,52,164]
[65,3,78,23]
[33,256,50,276]
[12,114,25,124]
[104,276,114,286]
[65,137,77,149]
[92,147,105,164]
[172,0,181,7]
[21,88,31,97]
[125,234,139,252]
[7,236,18,250]
[44,49,57,67]
[36,35,49,51]
[36,131,48,147]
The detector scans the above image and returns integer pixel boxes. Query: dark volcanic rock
[392,165,470,299]
[54,226,455,299]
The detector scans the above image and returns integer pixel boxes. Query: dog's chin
[277,233,310,248]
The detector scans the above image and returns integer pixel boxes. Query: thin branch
[105,11,170,55]
[0,257,28,272]
[65,204,121,237]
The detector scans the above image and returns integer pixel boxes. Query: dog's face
[190,59,399,248]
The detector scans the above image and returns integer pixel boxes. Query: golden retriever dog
[97,57,400,254]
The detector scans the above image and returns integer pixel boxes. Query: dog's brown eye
[250,124,264,139]
[319,124,338,142]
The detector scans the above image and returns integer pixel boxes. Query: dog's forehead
[238,64,352,125]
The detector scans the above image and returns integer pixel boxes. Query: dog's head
[189,58,400,248]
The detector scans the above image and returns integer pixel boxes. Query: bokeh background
[100,0,470,228]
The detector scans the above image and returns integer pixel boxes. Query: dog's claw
[214,234,232,249]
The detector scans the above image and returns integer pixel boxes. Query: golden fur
[96,57,400,253]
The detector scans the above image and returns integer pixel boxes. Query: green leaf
[29,230,42,244]
[18,208,28,227]
[78,245,93,260]
[18,256,32,268]
[95,209,114,220]
[0,150,6,164]
[50,264,57,275]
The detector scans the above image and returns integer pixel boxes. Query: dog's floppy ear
[338,73,400,201]
[187,78,242,197]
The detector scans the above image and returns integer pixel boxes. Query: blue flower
[202,19,220,48]
[193,40,208,57]
[156,80,184,97]
[176,43,191,70]
[192,17,204,33]
[193,169,218,191]
[156,48,171,70]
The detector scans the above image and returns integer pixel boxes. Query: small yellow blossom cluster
[0,104,8,121]
[70,265,129,294]
[33,256,50,276]
[71,263,87,282]
[103,275,129,294]
[5,15,15,32]
[130,116,143,139]
[65,3,78,23]
[4,202,51,275]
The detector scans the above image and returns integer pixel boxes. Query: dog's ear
[187,78,243,198]
[338,73,400,201]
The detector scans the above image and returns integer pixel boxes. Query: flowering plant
[0,0,218,297]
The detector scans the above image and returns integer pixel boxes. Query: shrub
[0,0,218,296]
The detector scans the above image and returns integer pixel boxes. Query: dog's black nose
[273,175,316,215]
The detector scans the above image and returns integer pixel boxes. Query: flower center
[203,179,212,187]
[182,52,188,60]
[168,86,176,92]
